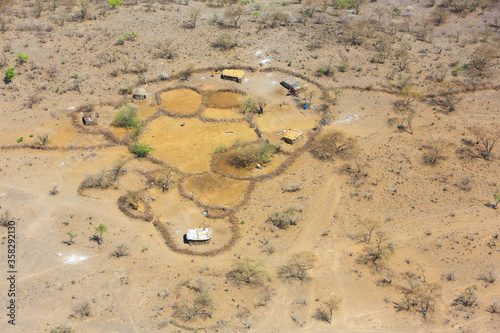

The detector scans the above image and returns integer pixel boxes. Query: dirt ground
[0,0,499,332]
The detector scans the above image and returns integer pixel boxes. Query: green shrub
[112,105,140,129]
[16,53,29,64]
[109,0,122,7]
[5,67,15,82]
[131,143,154,157]
[227,141,278,168]
[213,144,226,154]
[16,136,23,143]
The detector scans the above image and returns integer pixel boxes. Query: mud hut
[221,69,245,83]
[82,112,99,126]
[133,88,147,100]
[281,129,303,145]
[280,77,303,95]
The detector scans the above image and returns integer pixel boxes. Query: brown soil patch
[33,118,110,148]
[136,101,160,120]
[159,88,202,115]
[140,117,257,173]
[148,188,233,253]
[183,173,249,208]
[201,107,244,121]
[206,91,243,108]
[256,103,320,146]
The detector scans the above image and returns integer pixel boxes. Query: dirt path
[252,170,342,332]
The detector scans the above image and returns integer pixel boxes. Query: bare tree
[188,8,201,28]
[226,258,269,285]
[310,131,357,160]
[225,5,244,28]
[278,251,317,281]
[468,124,500,161]
[350,219,380,244]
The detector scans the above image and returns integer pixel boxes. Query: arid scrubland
[0,0,499,332]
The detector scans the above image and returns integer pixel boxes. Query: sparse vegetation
[16,53,29,65]
[267,207,299,229]
[453,284,478,308]
[72,301,91,318]
[278,251,317,281]
[314,296,341,324]
[131,143,154,158]
[112,244,130,258]
[422,140,449,165]
[227,140,278,168]
[0,211,13,227]
[212,33,238,50]
[459,125,500,161]
[310,131,356,160]
[93,223,108,245]
[38,133,50,145]
[226,258,269,285]
[4,67,15,83]
[112,105,141,131]
[66,232,77,245]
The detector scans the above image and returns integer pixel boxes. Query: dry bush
[227,141,278,168]
[81,169,113,190]
[453,284,478,308]
[349,219,380,244]
[341,21,369,46]
[212,33,238,50]
[467,45,498,79]
[358,231,396,270]
[278,251,317,282]
[177,65,194,80]
[153,40,177,59]
[454,175,473,191]
[458,125,500,161]
[173,280,215,321]
[422,140,450,165]
[72,301,91,318]
[394,43,413,71]
[392,278,441,321]
[267,208,299,229]
[239,96,267,114]
[111,244,130,258]
[0,211,13,227]
[487,300,500,314]
[224,5,244,28]
[430,8,449,26]
[433,87,463,114]
[314,296,341,324]
[371,35,392,64]
[310,131,356,161]
[443,271,457,281]
[479,270,497,284]
[153,170,173,192]
[187,8,201,28]
[226,258,269,285]
[392,87,421,134]
[50,326,73,333]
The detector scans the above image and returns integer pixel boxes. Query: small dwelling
[280,77,303,95]
[133,88,147,100]
[82,112,99,126]
[186,228,213,242]
[281,129,303,145]
[221,69,245,83]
